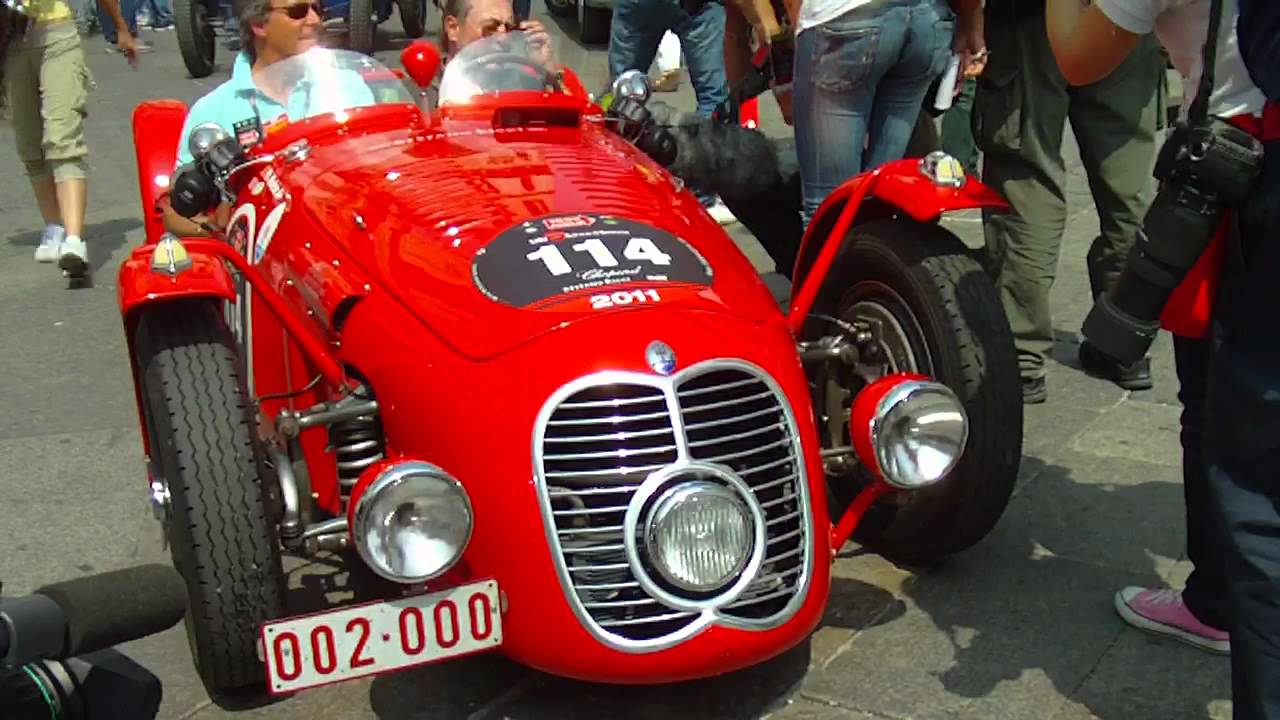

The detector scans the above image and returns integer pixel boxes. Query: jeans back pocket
[810,23,881,94]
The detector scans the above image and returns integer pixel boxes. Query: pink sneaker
[1114,587,1230,655]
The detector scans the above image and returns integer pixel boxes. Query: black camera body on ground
[1082,115,1265,365]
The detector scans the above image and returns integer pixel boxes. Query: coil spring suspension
[329,397,385,505]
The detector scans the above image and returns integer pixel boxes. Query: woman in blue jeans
[792,0,984,224]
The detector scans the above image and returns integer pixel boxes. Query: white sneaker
[34,225,65,263]
[704,196,737,225]
[58,235,89,278]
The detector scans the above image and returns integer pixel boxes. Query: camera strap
[1186,0,1225,130]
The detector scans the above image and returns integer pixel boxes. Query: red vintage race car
[119,36,1022,698]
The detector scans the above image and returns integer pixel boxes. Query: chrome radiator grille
[676,370,807,620]
[536,362,810,649]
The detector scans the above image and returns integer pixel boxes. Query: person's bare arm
[94,0,140,62]
[160,195,231,238]
[1046,0,1142,85]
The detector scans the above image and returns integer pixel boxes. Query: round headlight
[351,462,473,583]
[874,381,968,489]
[645,481,753,593]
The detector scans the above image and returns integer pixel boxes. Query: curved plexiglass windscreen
[252,46,417,124]
[438,30,562,106]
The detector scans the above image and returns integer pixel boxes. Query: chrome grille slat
[544,445,679,461]
[548,409,672,426]
[700,437,793,466]
[557,525,625,535]
[767,510,801,527]
[562,544,627,554]
[582,598,664,609]
[727,584,798,608]
[545,463,669,479]
[681,406,780,433]
[749,473,799,494]
[575,581,641,591]
[676,376,759,398]
[686,421,787,449]
[678,389,775,415]
[598,612,699,628]
[543,426,675,443]
[738,456,796,477]
[559,395,666,410]
[567,562,630,572]
[538,366,810,645]
[549,487,639,498]
[760,492,799,510]
[553,505,630,516]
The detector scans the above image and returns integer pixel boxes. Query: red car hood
[296,122,782,360]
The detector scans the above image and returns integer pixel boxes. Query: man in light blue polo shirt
[162,0,374,234]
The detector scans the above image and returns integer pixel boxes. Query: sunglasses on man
[272,0,323,20]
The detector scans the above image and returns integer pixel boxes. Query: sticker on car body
[472,213,713,311]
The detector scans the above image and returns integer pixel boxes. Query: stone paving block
[1066,626,1231,720]
[1068,401,1181,468]
[1001,450,1184,576]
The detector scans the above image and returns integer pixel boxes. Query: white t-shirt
[1096,0,1265,118]
[796,0,873,36]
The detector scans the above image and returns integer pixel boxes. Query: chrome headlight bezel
[623,462,767,612]
[644,480,754,593]
[871,380,969,490]
[351,461,474,584]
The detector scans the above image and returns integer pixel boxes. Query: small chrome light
[645,481,753,592]
[919,150,967,189]
[351,461,473,583]
[150,234,193,276]
[873,381,968,489]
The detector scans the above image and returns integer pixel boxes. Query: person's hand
[952,9,985,80]
[520,20,554,67]
[116,29,140,67]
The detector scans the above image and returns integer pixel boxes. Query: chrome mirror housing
[611,69,651,105]
[187,122,231,162]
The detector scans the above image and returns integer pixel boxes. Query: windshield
[253,47,416,124]
[438,31,563,106]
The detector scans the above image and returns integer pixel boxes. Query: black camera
[1,564,187,719]
[1081,115,1265,365]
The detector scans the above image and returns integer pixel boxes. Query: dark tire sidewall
[820,220,1022,562]
[135,300,284,693]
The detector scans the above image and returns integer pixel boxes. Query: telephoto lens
[1082,182,1224,365]
[1082,118,1265,366]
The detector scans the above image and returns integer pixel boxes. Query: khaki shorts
[4,20,94,181]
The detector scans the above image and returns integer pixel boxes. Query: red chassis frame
[119,70,1007,684]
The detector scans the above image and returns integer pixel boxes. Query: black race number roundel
[472,213,713,309]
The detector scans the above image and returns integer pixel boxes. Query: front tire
[811,219,1022,564]
[174,0,215,78]
[135,300,284,694]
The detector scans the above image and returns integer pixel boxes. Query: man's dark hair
[238,0,273,64]
[439,0,471,54]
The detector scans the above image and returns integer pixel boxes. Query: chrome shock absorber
[327,389,386,505]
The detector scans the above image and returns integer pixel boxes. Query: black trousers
[1176,334,1232,631]
[1205,138,1280,719]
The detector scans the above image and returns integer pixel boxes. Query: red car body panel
[132,99,188,246]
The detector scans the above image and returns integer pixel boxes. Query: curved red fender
[787,158,1009,334]
[132,100,189,247]
[117,244,237,320]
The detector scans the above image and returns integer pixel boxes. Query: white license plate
[260,578,503,695]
